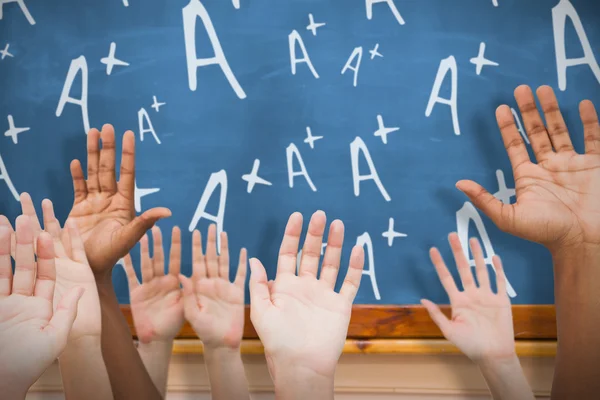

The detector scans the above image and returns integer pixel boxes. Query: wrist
[551,243,600,303]
[137,339,174,352]
[203,344,241,361]
[61,335,102,360]
[269,355,335,399]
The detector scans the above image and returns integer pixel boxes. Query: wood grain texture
[122,304,556,339]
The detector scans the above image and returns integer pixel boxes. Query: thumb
[117,207,171,255]
[46,287,85,350]
[421,299,452,339]
[249,258,271,314]
[455,180,513,232]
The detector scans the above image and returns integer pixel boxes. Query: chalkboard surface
[1,0,599,306]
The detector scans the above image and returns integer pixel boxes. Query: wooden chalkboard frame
[122,304,556,340]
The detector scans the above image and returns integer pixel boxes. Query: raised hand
[0,217,83,399]
[123,226,185,343]
[66,124,171,279]
[179,224,247,350]
[456,86,600,250]
[249,211,364,390]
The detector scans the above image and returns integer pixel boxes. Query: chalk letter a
[350,137,390,201]
[365,0,404,26]
[286,143,317,192]
[356,232,380,300]
[0,0,35,25]
[0,152,18,201]
[456,202,517,297]
[56,56,90,135]
[138,108,161,144]
[552,0,600,91]
[341,47,363,87]
[289,30,319,79]
[182,0,246,99]
[426,56,460,135]
[189,170,227,248]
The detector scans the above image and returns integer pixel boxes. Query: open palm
[249,212,365,378]
[180,225,247,349]
[123,227,184,343]
[422,233,514,362]
[458,86,600,249]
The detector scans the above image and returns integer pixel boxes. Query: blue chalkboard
[1,0,599,305]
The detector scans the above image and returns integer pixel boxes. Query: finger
[0,215,15,259]
[13,216,36,296]
[421,299,452,338]
[455,181,514,233]
[448,233,475,290]
[41,199,62,239]
[470,238,490,291]
[234,248,247,289]
[169,226,181,277]
[514,85,553,161]
[206,224,219,278]
[122,254,140,290]
[20,192,42,235]
[0,226,13,297]
[66,220,88,264]
[151,226,165,277]
[98,124,117,194]
[117,131,136,200]
[492,255,507,296]
[34,232,57,303]
[580,100,600,154]
[495,105,531,172]
[249,258,271,312]
[299,211,326,278]
[339,245,365,302]
[69,160,88,204]
[429,247,459,298]
[218,232,230,279]
[319,220,344,289]
[277,212,303,277]
[45,287,85,350]
[116,207,172,258]
[536,86,574,153]
[179,275,201,321]
[140,234,153,283]
[86,128,101,193]
[192,230,206,280]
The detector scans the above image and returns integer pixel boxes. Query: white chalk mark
[492,0,498,6]
[289,30,319,79]
[306,13,326,36]
[456,202,516,297]
[382,218,407,247]
[189,170,227,249]
[242,159,272,193]
[296,243,327,274]
[493,169,515,204]
[0,43,13,60]
[469,42,499,76]
[425,55,460,136]
[552,0,600,91]
[122,0,129,6]
[100,42,129,76]
[151,96,166,112]
[510,107,530,145]
[183,0,246,99]
[138,108,161,144]
[134,181,160,213]
[4,115,30,144]
[0,0,35,25]
[286,143,317,192]
[356,232,380,300]
[369,43,383,59]
[374,115,399,144]
[341,47,363,87]
[350,137,391,201]
[304,127,323,149]
[0,151,18,201]
[232,0,239,9]
[56,56,90,135]
[365,0,404,26]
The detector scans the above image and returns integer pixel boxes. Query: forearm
[96,280,162,400]
[551,244,600,399]
[137,340,173,397]
[59,336,113,400]
[478,356,534,400]
[269,361,334,400]
[203,346,251,400]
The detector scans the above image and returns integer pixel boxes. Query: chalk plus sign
[493,169,515,204]
[382,218,407,247]
[151,96,166,112]
[469,42,499,75]
[134,181,160,212]
[101,42,130,75]
[0,43,13,60]
[306,13,326,36]
[369,43,383,59]
[304,127,323,149]
[4,115,30,144]
[242,159,272,193]
[374,115,399,144]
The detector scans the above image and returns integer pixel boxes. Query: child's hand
[422,233,515,363]
[123,226,185,343]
